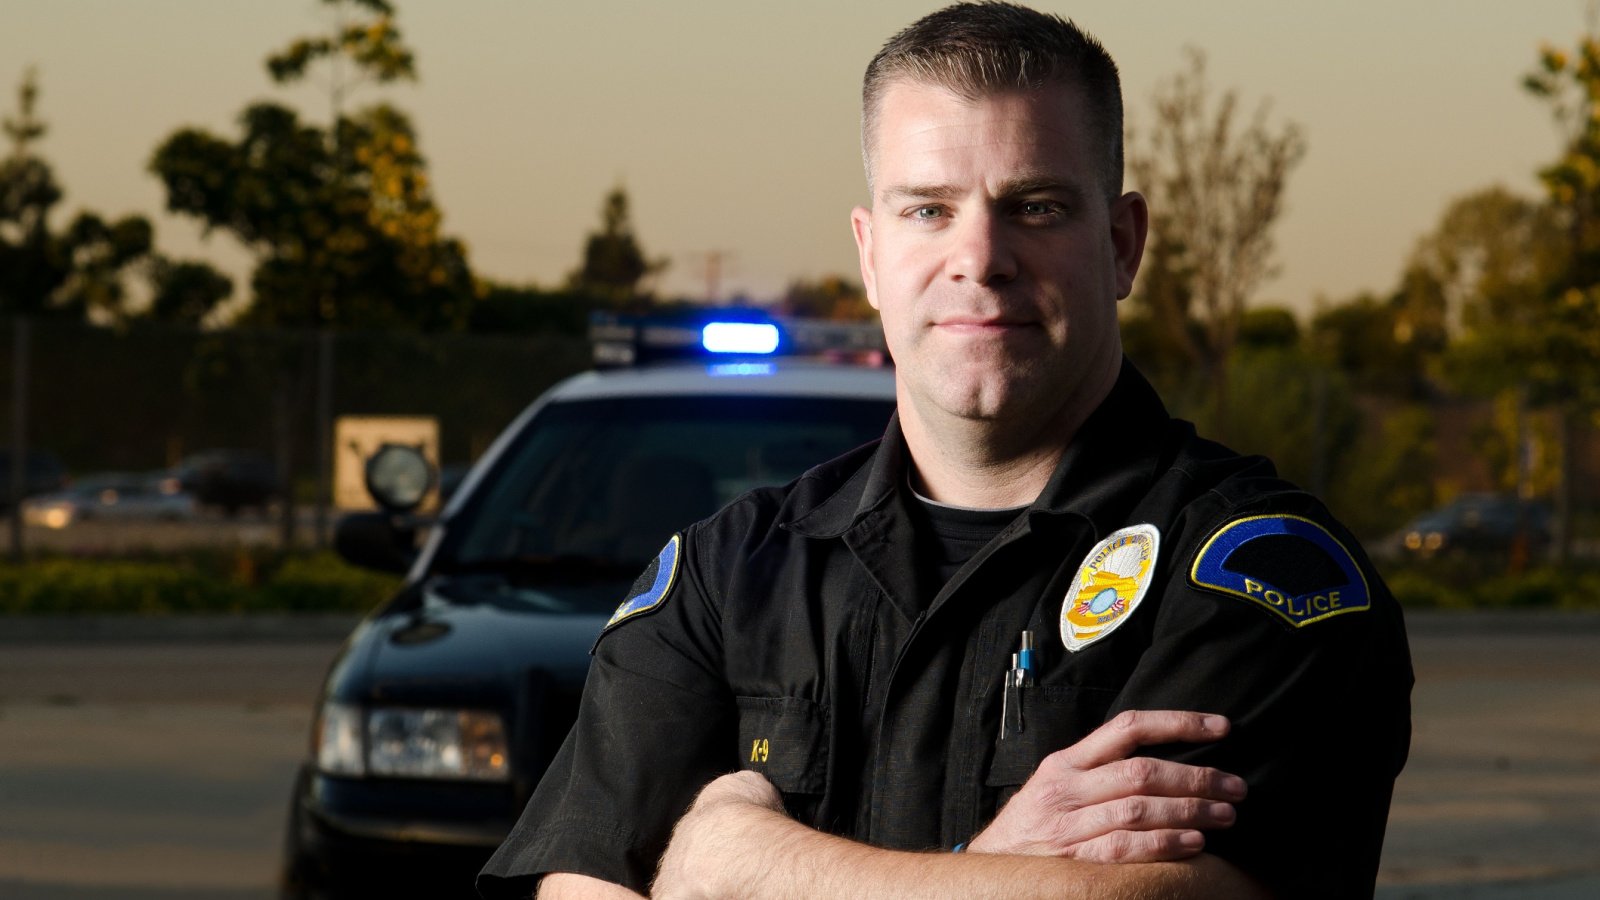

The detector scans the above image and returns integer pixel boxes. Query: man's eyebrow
[994,176,1086,202]
[879,182,964,203]
[878,177,1088,204]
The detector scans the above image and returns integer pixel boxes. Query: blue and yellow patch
[604,534,681,631]
[1190,515,1369,627]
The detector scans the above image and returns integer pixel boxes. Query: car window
[441,395,893,585]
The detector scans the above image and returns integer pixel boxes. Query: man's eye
[1018,200,1062,218]
[910,206,944,220]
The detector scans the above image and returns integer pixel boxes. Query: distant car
[280,314,895,899]
[22,471,197,528]
[0,449,68,509]
[1389,493,1551,559]
[175,450,280,515]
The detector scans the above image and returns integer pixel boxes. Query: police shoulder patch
[1189,515,1369,628]
[604,534,681,631]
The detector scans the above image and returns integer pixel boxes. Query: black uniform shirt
[479,362,1413,899]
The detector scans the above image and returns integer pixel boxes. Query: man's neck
[900,363,1118,510]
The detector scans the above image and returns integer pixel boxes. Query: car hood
[332,576,610,708]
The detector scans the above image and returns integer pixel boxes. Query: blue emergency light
[701,322,781,355]
[588,310,884,367]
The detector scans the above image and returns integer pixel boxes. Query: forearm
[668,803,1268,900]
[538,872,646,899]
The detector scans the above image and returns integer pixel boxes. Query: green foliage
[779,275,875,322]
[0,559,233,614]
[470,283,607,336]
[1310,291,1436,399]
[1327,405,1438,538]
[253,552,402,612]
[0,69,153,321]
[151,101,474,330]
[1236,306,1299,351]
[148,3,475,331]
[266,0,414,87]
[1126,48,1307,413]
[146,257,233,325]
[568,187,667,302]
[1380,560,1600,610]
[0,549,399,615]
[1202,346,1360,498]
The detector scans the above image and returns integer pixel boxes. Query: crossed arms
[538,710,1272,900]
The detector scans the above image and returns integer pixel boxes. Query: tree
[148,0,475,331]
[1126,49,1307,438]
[1310,293,1425,399]
[146,256,233,326]
[265,0,415,128]
[0,68,152,321]
[568,186,667,304]
[779,275,875,321]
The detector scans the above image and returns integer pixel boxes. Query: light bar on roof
[701,322,781,355]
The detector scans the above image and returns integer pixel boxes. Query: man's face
[852,80,1146,434]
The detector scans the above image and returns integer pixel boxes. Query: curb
[1404,610,1600,635]
[0,613,363,644]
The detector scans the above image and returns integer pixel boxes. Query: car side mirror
[337,444,437,574]
[335,511,417,574]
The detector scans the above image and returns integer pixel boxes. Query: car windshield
[437,394,894,611]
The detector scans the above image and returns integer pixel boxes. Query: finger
[1056,795,1236,848]
[1064,756,1247,808]
[1049,709,1230,771]
[1066,828,1208,864]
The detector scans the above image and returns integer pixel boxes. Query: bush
[1378,558,1600,610]
[252,552,400,612]
[0,550,400,615]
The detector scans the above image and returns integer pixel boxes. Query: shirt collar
[786,358,1173,541]
[1024,358,1173,537]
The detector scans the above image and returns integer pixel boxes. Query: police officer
[479,4,1412,898]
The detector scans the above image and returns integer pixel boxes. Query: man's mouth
[933,315,1033,334]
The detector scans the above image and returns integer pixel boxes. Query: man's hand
[965,710,1246,862]
[653,771,786,899]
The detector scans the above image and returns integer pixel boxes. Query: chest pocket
[736,696,828,795]
[985,685,1118,787]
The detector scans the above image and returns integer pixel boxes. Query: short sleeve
[477,531,736,897]
[1108,503,1413,898]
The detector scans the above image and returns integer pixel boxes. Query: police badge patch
[604,534,681,631]
[1061,524,1161,652]
[1189,515,1370,628]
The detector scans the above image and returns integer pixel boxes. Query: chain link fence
[0,317,589,555]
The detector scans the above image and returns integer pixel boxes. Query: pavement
[1,610,1597,898]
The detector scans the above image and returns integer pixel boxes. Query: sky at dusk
[2,0,1591,318]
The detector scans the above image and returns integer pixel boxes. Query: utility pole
[686,250,736,304]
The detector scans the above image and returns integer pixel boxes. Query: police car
[280,313,896,898]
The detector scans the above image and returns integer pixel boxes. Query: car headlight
[316,702,510,782]
[368,708,509,781]
[23,503,74,529]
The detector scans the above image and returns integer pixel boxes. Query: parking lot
[1,613,1597,899]
[1,508,331,555]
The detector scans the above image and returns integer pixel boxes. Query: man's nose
[944,210,1017,285]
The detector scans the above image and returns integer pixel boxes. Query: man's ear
[1110,191,1149,301]
[851,206,880,310]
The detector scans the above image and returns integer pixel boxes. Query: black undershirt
[909,494,1026,597]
